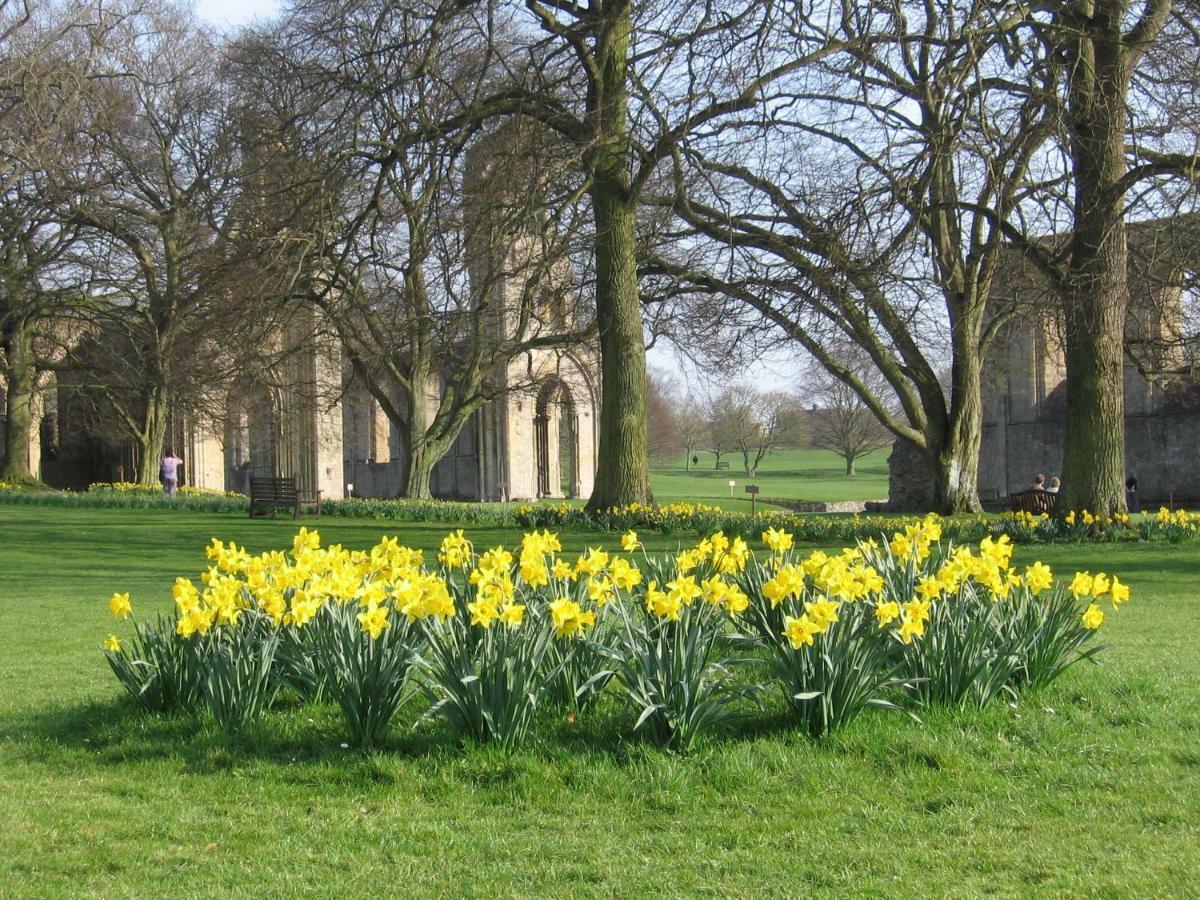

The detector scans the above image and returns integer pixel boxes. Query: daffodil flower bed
[5,477,1195,544]
[102,518,1132,750]
[517,502,1199,545]
[0,481,248,513]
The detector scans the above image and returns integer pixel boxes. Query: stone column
[311,332,345,501]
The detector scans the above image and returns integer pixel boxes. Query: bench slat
[1010,489,1057,514]
[248,476,322,520]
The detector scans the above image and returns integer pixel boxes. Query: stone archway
[534,379,578,498]
[225,382,279,493]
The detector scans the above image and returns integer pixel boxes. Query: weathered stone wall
[980,411,1200,504]
[886,439,936,512]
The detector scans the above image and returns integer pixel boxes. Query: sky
[193,0,280,28]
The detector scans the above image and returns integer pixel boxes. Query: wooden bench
[715,461,730,470]
[249,476,322,520]
[1010,489,1057,515]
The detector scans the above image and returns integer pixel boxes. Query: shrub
[14,476,1192,546]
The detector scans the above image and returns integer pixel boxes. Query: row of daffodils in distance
[520,501,1199,544]
[102,518,1131,750]
[3,478,1193,544]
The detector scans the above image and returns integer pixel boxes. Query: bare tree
[240,3,596,498]
[645,368,681,463]
[649,1,1063,512]
[349,0,851,510]
[806,359,892,476]
[64,3,277,484]
[0,1,129,481]
[710,385,803,477]
[1003,1,1200,514]
[676,394,708,472]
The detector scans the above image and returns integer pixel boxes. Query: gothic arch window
[226,382,279,493]
[534,379,578,498]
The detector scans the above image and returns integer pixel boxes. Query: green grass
[650,447,889,510]
[2,507,1198,897]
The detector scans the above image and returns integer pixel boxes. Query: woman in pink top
[160,449,183,496]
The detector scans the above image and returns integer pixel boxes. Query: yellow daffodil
[498,603,526,629]
[898,617,926,644]
[108,592,132,619]
[915,576,942,602]
[806,598,840,632]
[874,601,900,628]
[1024,561,1054,595]
[357,602,390,639]
[762,527,794,553]
[783,613,820,649]
[1110,577,1131,607]
[1069,571,1094,599]
[438,529,473,569]
[902,598,932,624]
[549,598,593,637]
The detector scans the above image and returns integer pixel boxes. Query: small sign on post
[745,484,760,515]
[728,479,736,497]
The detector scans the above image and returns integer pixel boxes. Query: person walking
[160,449,183,497]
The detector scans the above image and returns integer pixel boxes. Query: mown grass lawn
[650,447,890,510]
[1,506,1198,897]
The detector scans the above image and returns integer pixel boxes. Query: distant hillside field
[649,448,889,510]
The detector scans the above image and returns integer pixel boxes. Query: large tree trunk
[584,1,652,513]
[397,362,465,501]
[845,456,856,476]
[135,386,171,485]
[404,441,434,500]
[1060,3,1131,516]
[0,324,38,482]
[586,161,652,511]
[932,438,981,514]
[934,342,985,514]
[396,355,438,500]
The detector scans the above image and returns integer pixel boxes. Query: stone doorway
[534,380,578,498]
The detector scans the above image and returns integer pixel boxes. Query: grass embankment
[650,447,889,510]
[1,507,1197,896]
